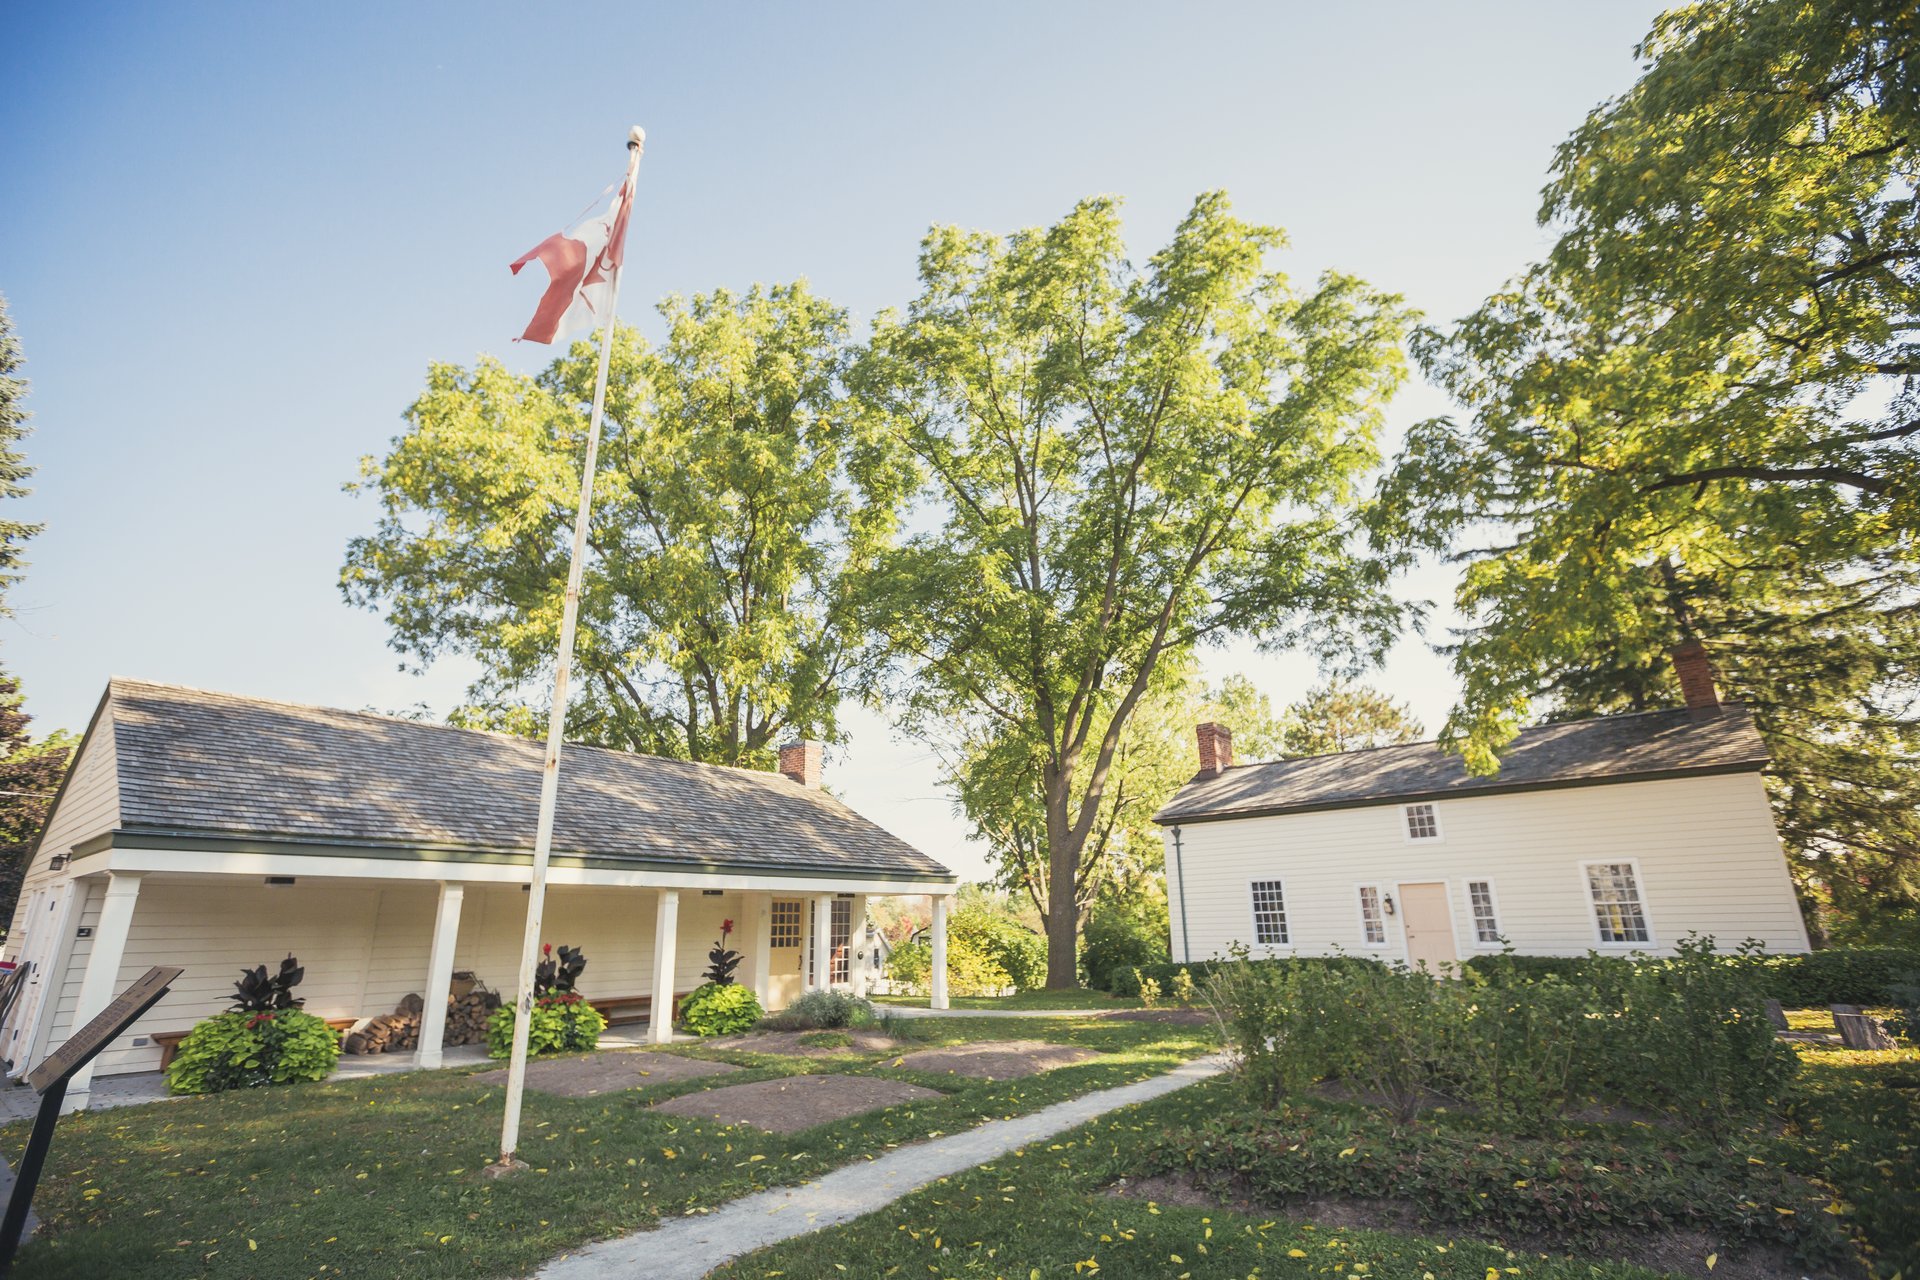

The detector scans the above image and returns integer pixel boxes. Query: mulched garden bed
[895,1039,1098,1080]
[705,1030,900,1056]
[471,1050,740,1098]
[1107,1171,1834,1280]
[650,1073,942,1133]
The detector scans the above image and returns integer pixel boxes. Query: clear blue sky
[1,2,1667,879]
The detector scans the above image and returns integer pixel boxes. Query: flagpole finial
[628,125,646,153]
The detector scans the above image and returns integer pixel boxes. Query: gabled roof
[85,679,953,881]
[1154,704,1769,825]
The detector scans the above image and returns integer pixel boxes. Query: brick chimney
[1670,639,1721,717]
[778,740,823,788]
[1196,722,1234,775]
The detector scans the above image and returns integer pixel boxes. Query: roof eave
[1151,758,1769,826]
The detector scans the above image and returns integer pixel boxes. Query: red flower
[721,919,734,935]
[543,943,552,955]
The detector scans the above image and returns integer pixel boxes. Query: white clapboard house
[1,680,957,1108]
[1154,644,1811,969]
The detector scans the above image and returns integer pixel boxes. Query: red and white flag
[509,172,636,345]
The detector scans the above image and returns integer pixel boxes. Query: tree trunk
[1042,775,1080,988]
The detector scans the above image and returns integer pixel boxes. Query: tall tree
[345,282,907,765]
[0,296,43,609]
[858,193,1410,984]
[1376,0,1919,938]
[1280,681,1425,756]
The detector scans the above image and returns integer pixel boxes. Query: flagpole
[493,125,645,1173]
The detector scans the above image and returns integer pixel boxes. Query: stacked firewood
[344,975,501,1055]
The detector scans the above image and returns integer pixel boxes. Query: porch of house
[23,867,954,1110]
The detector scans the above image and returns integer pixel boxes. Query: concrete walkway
[536,1051,1230,1280]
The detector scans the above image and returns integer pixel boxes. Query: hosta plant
[166,1008,340,1095]
[678,981,761,1036]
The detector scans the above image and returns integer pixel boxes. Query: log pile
[344,975,501,1055]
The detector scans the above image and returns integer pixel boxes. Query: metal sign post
[0,965,182,1275]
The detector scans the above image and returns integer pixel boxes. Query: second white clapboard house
[1154,643,1811,968]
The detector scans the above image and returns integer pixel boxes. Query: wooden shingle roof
[99,679,953,881]
[1154,705,1769,825]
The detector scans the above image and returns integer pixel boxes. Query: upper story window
[1586,862,1651,944]
[1357,885,1387,946]
[1467,879,1501,945]
[1250,879,1290,946]
[1404,802,1441,841]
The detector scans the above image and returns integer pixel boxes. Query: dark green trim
[1152,761,1767,827]
[101,827,957,885]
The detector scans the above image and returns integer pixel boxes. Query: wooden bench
[587,993,691,1026]
[153,1016,359,1070]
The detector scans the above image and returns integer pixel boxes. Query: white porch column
[930,893,950,1010]
[63,872,145,1110]
[415,882,465,1070]
[649,888,679,1044]
[811,894,835,991]
[849,895,871,997]
[746,891,773,1008]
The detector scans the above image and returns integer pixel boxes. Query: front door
[1397,882,1458,972]
[768,898,804,1008]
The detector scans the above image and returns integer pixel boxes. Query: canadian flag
[510,173,636,345]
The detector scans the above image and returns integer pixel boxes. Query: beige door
[1397,882,1458,972]
[768,898,804,1008]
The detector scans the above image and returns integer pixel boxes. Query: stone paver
[472,1050,738,1098]
[537,1052,1229,1280]
[895,1039,1097,1079]
[651,1073,942,1133]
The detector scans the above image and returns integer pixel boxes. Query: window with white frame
[1404,802,1440,840]
[1467,880,1500,944]
[1586,863,1651,944]
[1357,885,1387,945]
[1250,880,1289,945]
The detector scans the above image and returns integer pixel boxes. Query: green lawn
[4,1014,1214,1279]
[716,1016,1920,1280]
[873,989,1147,1011]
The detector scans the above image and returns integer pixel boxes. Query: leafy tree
[1280,681,1425,756]
[1376,0,1918,938]
[945,671,1286,931]
[0,295,42,609]
[858,193,1410,984]
[345,283,907,765]
[0,679,75,927]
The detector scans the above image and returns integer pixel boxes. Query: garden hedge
[1461,946,1920,1007]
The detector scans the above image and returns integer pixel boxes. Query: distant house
[1153,645,1811,969]
[1,680,957,1108]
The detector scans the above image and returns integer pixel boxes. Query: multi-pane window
[770,899,802,948]
[1586,863,1651,944]
[1250,880,1289,945]
[830,898,852,984]
[1404,803,1440,840]
[1467,880,1500,944]
[1357,886,1386,945]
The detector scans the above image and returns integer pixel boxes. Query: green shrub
[760,989,873,1030]
[1457,972,1595,1132]
[1461,945,1920,1006]
[1082,897,1169,991]
[1888,972,1920,1043]
[882,905,1048,996]
[165,1009,341,1095]
[484,994,607,1058]
[677,982,762,1037]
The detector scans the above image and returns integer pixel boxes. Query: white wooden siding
[3,717,119,952]
[1167,771,1810,964]
[68,878,759,1078]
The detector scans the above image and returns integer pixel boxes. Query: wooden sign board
[26,966,181,1094]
